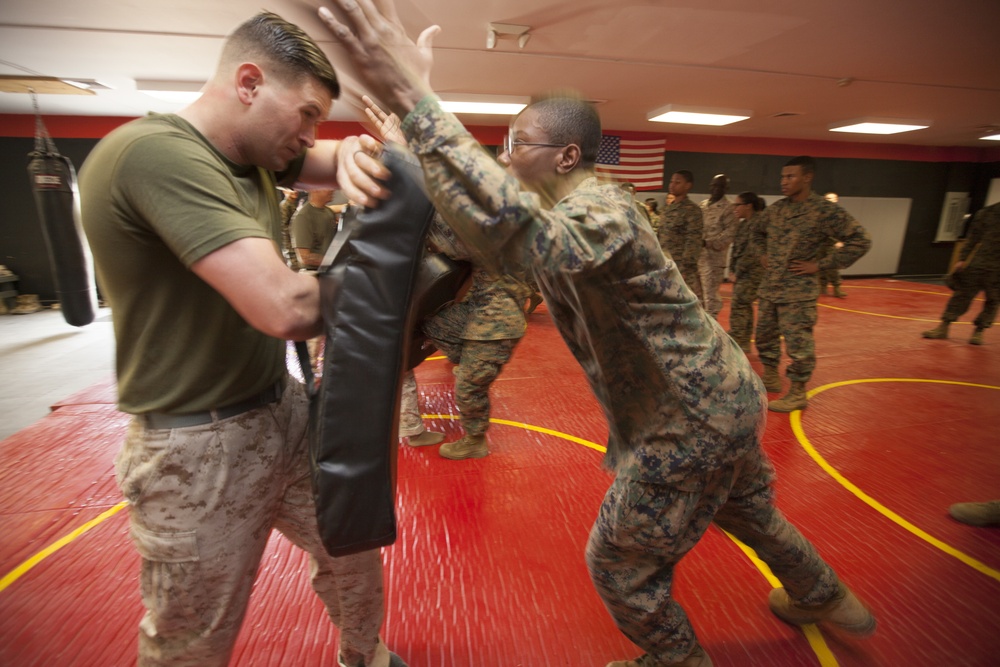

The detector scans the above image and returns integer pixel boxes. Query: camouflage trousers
[424,314,521,438]
[117,379,386,667]
[423,335,519,437]
[696,256,726,317]
[399,369,427,437]
[755,299,818,382]
[816,245,841,291]
[941,266,999,329]
[818,267,841,291]
[586,446,838,664]
[728,271,764,345]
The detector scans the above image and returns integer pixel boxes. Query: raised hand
[318,0,440,117]
[362,94,405,145]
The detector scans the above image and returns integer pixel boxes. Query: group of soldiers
[648,158,872,412]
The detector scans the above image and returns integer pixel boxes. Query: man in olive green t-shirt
[292,188,338,269]
[79,12,405,667]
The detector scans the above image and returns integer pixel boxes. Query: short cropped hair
[526,97,603,166]
[785,155,816,176]
[738,191,767,212]
[674,170,694,184]
[223,11,339,99]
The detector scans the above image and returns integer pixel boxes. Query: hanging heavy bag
[308,146,437,557]
[26,115,97,327]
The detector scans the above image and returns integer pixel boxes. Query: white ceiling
[2,0,999,148]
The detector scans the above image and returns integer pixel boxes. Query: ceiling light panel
[647,104,751,126]
[828,118,930,135]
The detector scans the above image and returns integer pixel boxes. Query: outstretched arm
[318,0,440,118]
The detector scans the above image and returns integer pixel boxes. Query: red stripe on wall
[1,114,997,163]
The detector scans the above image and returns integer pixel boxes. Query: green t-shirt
[291,203,337,268]
[80,113,303,414]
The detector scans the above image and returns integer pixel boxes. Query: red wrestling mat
[1,278,998,666]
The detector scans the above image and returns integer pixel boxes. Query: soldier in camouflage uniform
[421,214,531,459]
[656,171,704,299]
[80,13,404,667]
[816,193,847,298]
[923,201,1000,345]
[697,175,738,318]
[337,13,877,663]
[752,157,871,412]
[279,188,304,271]
[727,192,767,353]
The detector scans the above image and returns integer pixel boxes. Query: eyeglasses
[502,134,568,156]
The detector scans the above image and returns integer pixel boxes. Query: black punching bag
[27,118,97,326]
[309,146,437,557]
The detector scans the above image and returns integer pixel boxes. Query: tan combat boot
[833,287,847,298]
[405,430,444,447]
[949,500,1000,526]
[922,322,949,339]
[769,381,808,412]
[762,366,782,392]
[969,328,985,345]
[769,582,876,637]
[438,434,488,460]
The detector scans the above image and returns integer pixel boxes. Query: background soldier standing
[657,170,704,299]
[923,201,1000,345]
[728,191,767,353]
[697,174,738,318]
[752,156,871,412]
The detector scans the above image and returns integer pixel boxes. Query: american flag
[594,136,666,190]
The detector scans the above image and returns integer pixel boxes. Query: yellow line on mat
[790,378,1000,582]
[430,413,838,664]
[723,530,839,666]
[0,501,129,594]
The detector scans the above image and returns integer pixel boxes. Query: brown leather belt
[140,380,284,430]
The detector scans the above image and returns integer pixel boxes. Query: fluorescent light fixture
[980,132,1000,141]
[438,93,528,115]
[828,118,930,135]
[647,104,751,126]
[136,79,204,105]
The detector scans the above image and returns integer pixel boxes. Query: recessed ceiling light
[828,118,930,135]
[437,93,528,116]
[647,104,751,126]
[979,132,1000,141]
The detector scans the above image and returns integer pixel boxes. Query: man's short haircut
[223,11,340,99]
[674,170,694,184]
[785,155,816,176]
[526,96,602,166]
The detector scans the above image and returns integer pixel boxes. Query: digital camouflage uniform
[422,214,530,438]
[939,202,1000,329]
[401,98,846,665]
[279,192,303,271]
[753,193,871,382]
[697,197,738,317]
[816,238,843,293]
[728,215,766,347]
[656,198,704,300]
